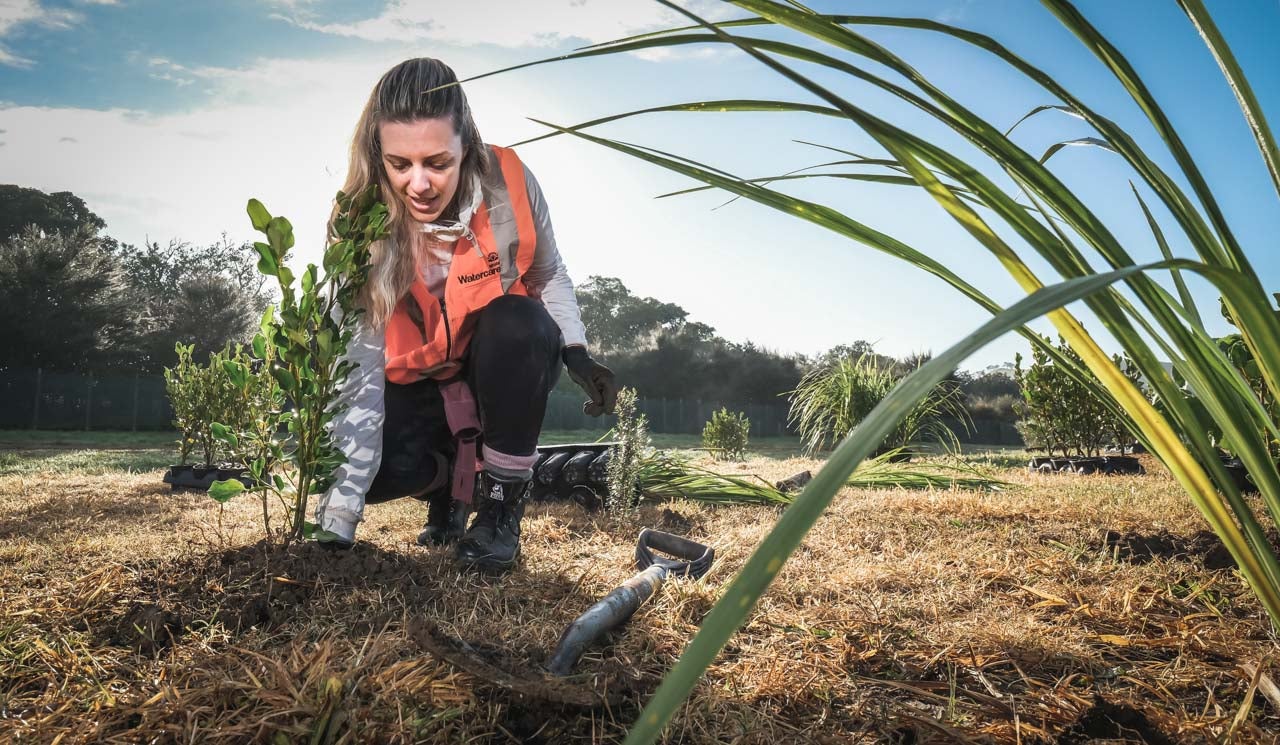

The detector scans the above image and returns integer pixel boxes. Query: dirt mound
[1100,528,1280,571]
[100,539,421,649]
[109,601,185,654]
[1061,699,1177,745]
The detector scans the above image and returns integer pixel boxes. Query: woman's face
[379,117,464,223]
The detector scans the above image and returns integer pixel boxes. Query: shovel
[546,528,714,676]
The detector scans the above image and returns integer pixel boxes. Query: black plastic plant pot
[560,451,597,487]
[1220,456,1259,495]
[162,464,259,492]
[586,450,611,486]
[1026,456,1144,476]
[530,442,617,504]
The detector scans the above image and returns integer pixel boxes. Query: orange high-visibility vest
[383,145,538,384]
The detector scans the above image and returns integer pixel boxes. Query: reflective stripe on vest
[383,144,538,384]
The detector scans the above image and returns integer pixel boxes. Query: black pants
[365,294,562,504]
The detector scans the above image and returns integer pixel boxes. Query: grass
[1,444,1277,742]
[0,429,177,449]
[0,429,807,456]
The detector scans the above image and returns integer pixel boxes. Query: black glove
[563,346,618,416]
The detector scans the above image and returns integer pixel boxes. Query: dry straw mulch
[1,452,1278,743]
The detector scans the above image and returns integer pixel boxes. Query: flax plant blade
[529,115,1134,434]
[622,261,1203,745]
[508,99,841,148]
[709,2,1280,513]
[1132,183,1203,328]
[1177,0,1280,199]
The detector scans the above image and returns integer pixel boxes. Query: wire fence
[0,368,1023,445]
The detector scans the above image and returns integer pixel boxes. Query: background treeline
[0,185,1018,425]
[0,185,272,373]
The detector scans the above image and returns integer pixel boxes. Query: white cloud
[271,0,735,50]
[0,0,79,33]
[0,46,590,260]
[0,46,31,66]
[0,0,84,67]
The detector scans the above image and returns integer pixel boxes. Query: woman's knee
[475,294,560,348]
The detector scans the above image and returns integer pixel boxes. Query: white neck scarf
[416,173,482,244]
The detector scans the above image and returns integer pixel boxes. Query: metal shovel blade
[546,529,713,677]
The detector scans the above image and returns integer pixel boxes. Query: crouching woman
[315,57,617,570]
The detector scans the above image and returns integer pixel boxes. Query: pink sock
[482,445,539,480]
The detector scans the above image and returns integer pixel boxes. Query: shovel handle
[636,528,714,578]
[546,564,668,676]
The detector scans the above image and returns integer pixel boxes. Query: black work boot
[456,471,530,570]
[416,491,469,547]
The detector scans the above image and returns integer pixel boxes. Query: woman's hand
[563,346,618,416]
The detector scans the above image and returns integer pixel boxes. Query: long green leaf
[1176,0,1280,200]
[1131,183,1203,329]
[623,260,1185,745]
[509,99,841,148]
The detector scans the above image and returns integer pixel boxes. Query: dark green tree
[576,276,693,356]
[0,186,106,242]
[0,226,136,371]
[117,235,274,370]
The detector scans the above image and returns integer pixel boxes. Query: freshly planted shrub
[210,186,389,545]
[606,387,650,510]
[702,407,750,460]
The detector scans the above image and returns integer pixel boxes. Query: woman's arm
[520,164,588,348]
[314,304,386,543]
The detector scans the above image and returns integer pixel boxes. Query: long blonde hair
[334,57,492,329]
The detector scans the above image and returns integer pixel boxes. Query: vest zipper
[440,299,453,361]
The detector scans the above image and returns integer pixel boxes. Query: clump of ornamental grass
[473,2,1280,736]
[787,352,968,457]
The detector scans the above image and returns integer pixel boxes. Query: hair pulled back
[336,57,491,328]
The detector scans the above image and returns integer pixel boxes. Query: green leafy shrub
[209,186,389,545]
[1014,339,1145,457]
[702,407,750,460]
[787,352,967,456]
[163,343,201,465]
[162,342,239,467]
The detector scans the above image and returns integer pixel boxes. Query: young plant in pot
[1016,339,1145,475]
[162,342,201,488]
[162,342,239,490]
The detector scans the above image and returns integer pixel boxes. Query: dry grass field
[2,441,1278,743]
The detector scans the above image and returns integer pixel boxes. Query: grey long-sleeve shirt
[315,164,588,541]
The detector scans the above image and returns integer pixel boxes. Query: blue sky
[1,0,1277,373]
